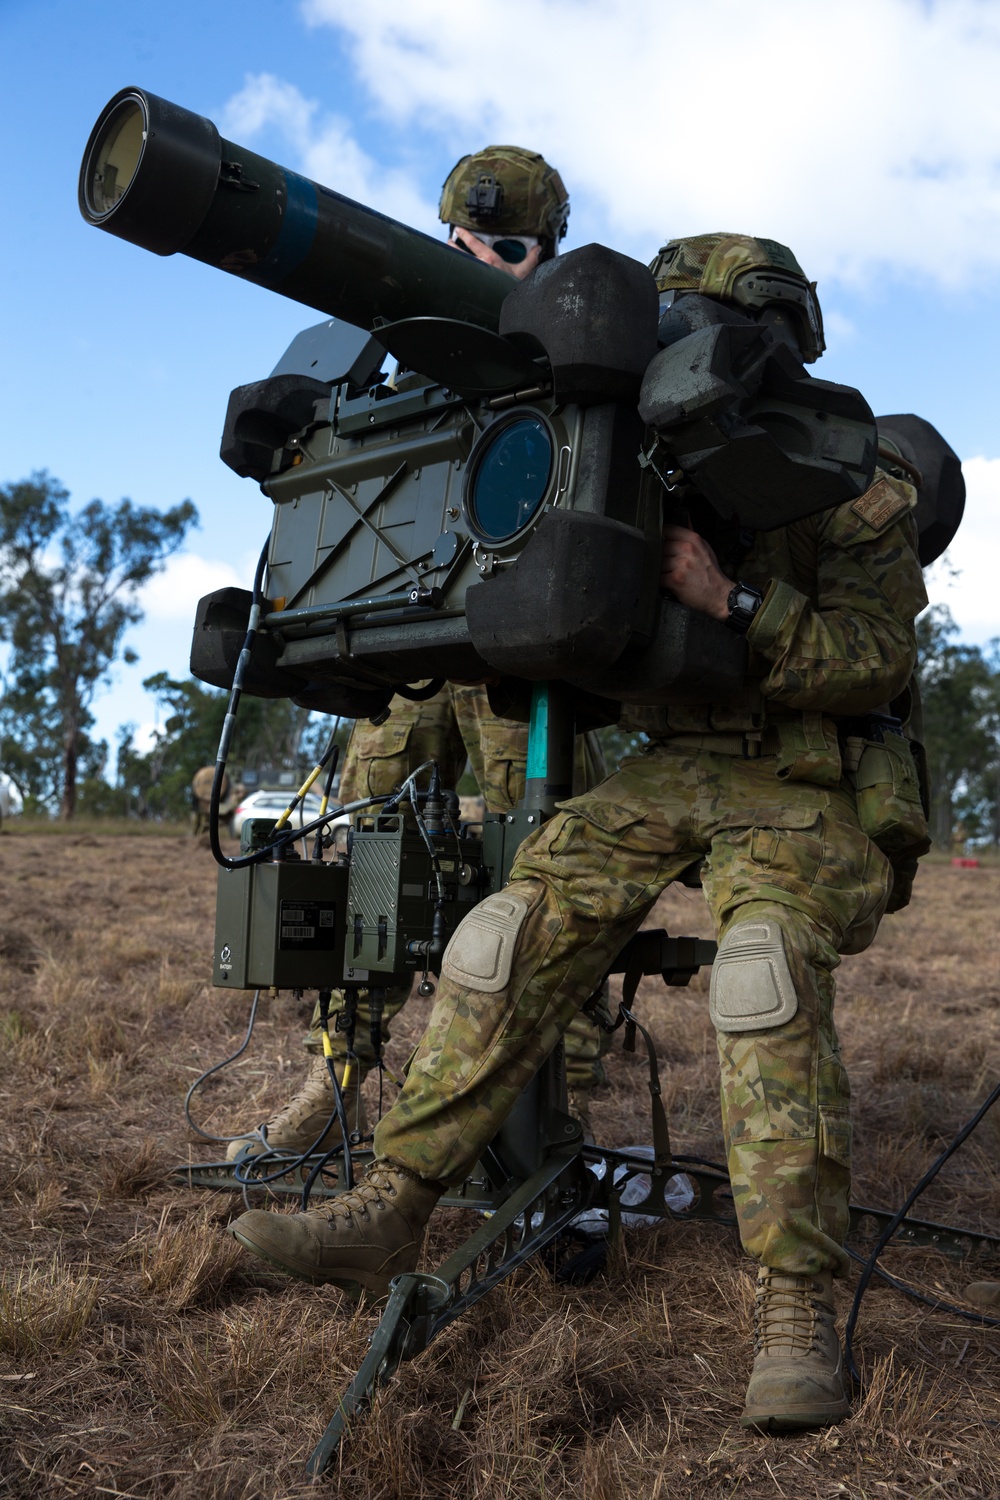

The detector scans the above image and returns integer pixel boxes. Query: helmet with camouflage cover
[439,145,570,257]
[649,232,825,363]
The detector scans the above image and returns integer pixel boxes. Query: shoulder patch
[850,473,916,533]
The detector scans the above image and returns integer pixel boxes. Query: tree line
[1,473,998,846]
[0,473,332,821]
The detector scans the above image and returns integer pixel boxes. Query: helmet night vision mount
[79,88,960,728]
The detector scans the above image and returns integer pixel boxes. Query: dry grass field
[1,829,1000,1498]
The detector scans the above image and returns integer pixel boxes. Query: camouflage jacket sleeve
[746,473,928,717]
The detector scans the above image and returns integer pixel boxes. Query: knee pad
[441,890,531,993]
[709,918,798,1033]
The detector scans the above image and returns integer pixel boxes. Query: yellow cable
[341,1062,354,1090]
[273,761,324,831]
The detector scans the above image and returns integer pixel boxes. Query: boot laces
[313,1161,403,1225]
[753,1273,828,1356]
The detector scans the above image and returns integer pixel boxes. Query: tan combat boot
[229,1159,441,1298]
[741,1269,850,1431]
[226,1054,367,1161]
[966,1281,1000,1309]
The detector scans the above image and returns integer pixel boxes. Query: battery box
[214,858,349,990]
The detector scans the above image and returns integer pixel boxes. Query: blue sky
[2,0,999,756]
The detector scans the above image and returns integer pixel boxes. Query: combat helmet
[649,232,825,363]
[439,145,570,257]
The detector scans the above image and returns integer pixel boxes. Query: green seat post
[492,682,579,1181]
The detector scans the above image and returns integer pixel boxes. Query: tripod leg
[305,1146,589,1477]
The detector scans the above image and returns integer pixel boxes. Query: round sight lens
[85,98,146,217]
[468,417,553,542]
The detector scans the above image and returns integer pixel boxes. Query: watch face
[726,581,763,634]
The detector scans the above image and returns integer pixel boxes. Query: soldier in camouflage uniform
[191,765,239,837]
[226,146,610,1164]
[230,234,929,1433]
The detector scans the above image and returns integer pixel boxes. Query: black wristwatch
[725,580,764,635]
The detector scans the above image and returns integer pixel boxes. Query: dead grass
[136,1214,246,1310]
[0,1255,100,1358]
[1,834,1000,1496]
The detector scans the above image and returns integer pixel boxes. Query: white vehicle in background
[228,787,352,844]
[229,788,326,840]
[0,779,14,826]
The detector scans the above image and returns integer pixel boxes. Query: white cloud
[296,0,1000,286]
[821,310,858,351]
[129,721,161,755]
[220,74,439,234]
[141,552,245,624]
[924,456,1000,644]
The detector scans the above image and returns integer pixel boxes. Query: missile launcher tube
[78,87,513,334]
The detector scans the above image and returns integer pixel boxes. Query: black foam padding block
[220,374,332,481]
[876,413,966,566]
[500,243,659,405]
[465,509,653,677]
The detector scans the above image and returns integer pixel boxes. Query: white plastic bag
[571,1145,694,1238]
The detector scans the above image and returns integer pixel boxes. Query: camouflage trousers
[305,684,611,1090]
[374,740,892,1277]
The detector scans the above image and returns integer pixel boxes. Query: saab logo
[220,945,232,966]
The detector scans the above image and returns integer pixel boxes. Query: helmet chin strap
[756,305,806,361]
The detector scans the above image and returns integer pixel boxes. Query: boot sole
[740,1398,850,1432]
[229,1226,391,1303]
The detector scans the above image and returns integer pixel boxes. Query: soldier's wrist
[745,579,799,652]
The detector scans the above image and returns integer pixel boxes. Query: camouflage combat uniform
[372,473,927,1277]
[191,765,238,836]
[306,683,610,1090]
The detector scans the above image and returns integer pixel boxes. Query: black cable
[844,1075,1000,1385]
[184,986,354,1186]
[394,677,446,701]
[299,1137,350,1211]
[232,1126,346,1189]
[217,792,390,871]
[275,721,341,839]
[312,731,341,862]
[656,1152,728,1175]
[589,1142,1000,1340]
[209,538,270,870]
[844,1247,1000,1330]
[318,989,354,1192]
[297,1068,372,1211]
[232,999,358,1194]
[184,989,263,1143]
[206,544,371,870]
[322,733,341,805]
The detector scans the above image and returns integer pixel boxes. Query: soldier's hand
[448,226,542,280]
[661,524,732,621]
